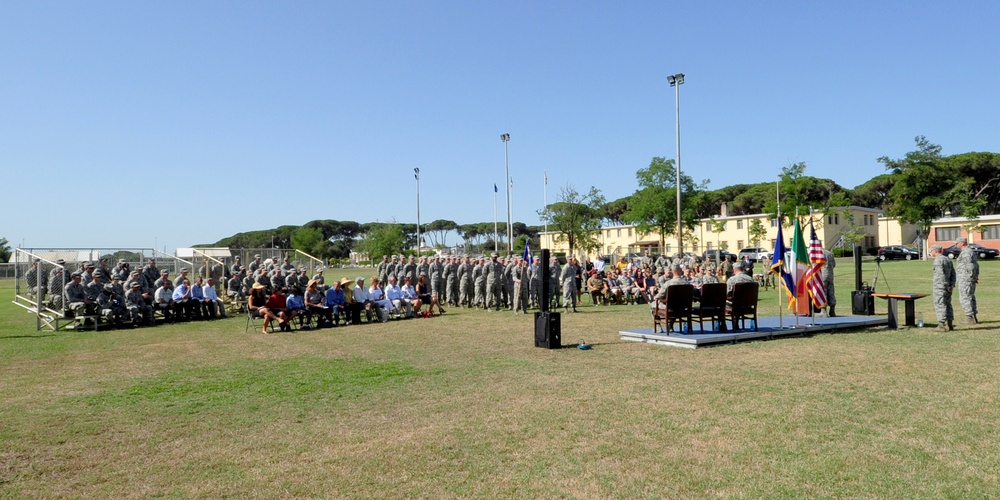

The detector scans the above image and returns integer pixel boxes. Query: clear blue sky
[3,1,998,251]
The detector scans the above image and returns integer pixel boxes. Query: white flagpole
[777,178,783,329]
[493,186,499,253]
[809,207,816,326]
[794,208,800,328]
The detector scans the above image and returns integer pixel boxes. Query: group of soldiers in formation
[24,257,227,328]
[929,237,980,331]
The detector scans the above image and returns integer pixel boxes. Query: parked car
[877,245,920,260]
[702,249,737,262]
[943,243,1000,259]
[738,247,772,262]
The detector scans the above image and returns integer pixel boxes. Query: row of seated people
[59,269,226,328]
[586,260,756,306]
[246,274,446,334]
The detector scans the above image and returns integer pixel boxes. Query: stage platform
[620,315,889,349]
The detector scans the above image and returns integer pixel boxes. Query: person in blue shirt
[285,287,305,329]
[324,280,347,325]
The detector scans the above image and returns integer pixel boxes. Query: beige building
[540,206,885,260]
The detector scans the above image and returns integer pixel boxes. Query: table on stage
[872,292,928,329]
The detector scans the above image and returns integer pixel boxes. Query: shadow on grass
[0,334,57,340]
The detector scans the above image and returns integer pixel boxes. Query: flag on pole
[509,177,513,190]
[494,183,498,193]
[801,218,828,308]
[789,216,810,305]
[771,222,795,305]
[522,240,533,266]
[544,171,548,185]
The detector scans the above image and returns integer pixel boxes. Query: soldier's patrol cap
[179,268,188,272]
[33,258,40,263]
[118,259,126,264]
[130,270,139,275]
[71,271,82,278]
[161,270,168,275]
[103,284,114,291]
[130,282,140,288]
[254,254,261,259]
[56,259,65,264]
[235,256,241,259]
[491,252,499,258]
[86,263,96,269]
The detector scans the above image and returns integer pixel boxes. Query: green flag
[790,217,809,296]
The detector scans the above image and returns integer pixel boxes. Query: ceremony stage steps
[620,315,889,349]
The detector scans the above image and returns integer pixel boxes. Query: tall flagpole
[777,178,783,329]
[794,208,800,328]
[809,207,816,326]
[501,133,511,254]
[493,184,499,253]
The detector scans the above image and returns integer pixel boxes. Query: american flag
[802,218,828,308]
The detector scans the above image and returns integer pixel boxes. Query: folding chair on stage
[651,284,694,334]
[693,283,728,333]
[727,282,759,331]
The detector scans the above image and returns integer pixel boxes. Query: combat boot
[828,305,836,318]
[934,323,949,332]
[965,315,976,325]
[948,320,955,331]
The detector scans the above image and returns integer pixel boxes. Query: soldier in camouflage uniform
[560,257,579,312]
[248,255,262,274]
[270,268,285,291]
[48,259,69,310]
[954,237,979,324]
[458,257,473,307]
[528,259,542,308]
[377,256,390,285]
[513,259,530,314]
[125,282,153,326]
[820,248,837,317]
[403,256,417,289]
[503,257,517,310]
[416,257,429,285]
[64,272,94,318]
[930,244,956,331]
[548,257,561,309]
[285,269,300,289]
[142,260,160,288]
[25,259,46,299]
[443,257,457,306]
[429,257,443,300]
[98,283,125,326]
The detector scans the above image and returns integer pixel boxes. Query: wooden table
[872,293,928,329]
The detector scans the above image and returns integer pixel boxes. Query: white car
[738,247,772,263]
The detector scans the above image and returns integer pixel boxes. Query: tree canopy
[539,185,605,255]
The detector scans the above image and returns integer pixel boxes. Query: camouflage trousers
[933,287,954,324]
[957,279,977,317]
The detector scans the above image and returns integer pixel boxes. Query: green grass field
[2,259,998,497]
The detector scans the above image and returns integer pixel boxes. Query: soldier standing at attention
[930,244,956,332]
[821,248,837,317]
[560,256,579,313]
[954,237,979,324]
[485,253,504,311]
[473,258,486,309]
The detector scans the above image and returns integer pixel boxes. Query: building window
[935,227,961,242]
[628,228,633,237]
[983,225,1000,240]
[737,220,743,229]
[737,240,744,249]
[616,229,621,237]
[706,242,714,250]
[771,219,778,228]
[827,214,840,225]
[665,244,672,254]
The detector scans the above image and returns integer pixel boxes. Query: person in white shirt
[351,277,375,322]
[401,276,422,314]
[384,276,413,318]
[154,284,175,321]
[367,277,393,321]
[202,278,226,318]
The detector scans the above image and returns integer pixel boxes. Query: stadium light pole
[667,73,684,256]
[501,133,512,254]
[414,168,421,255]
